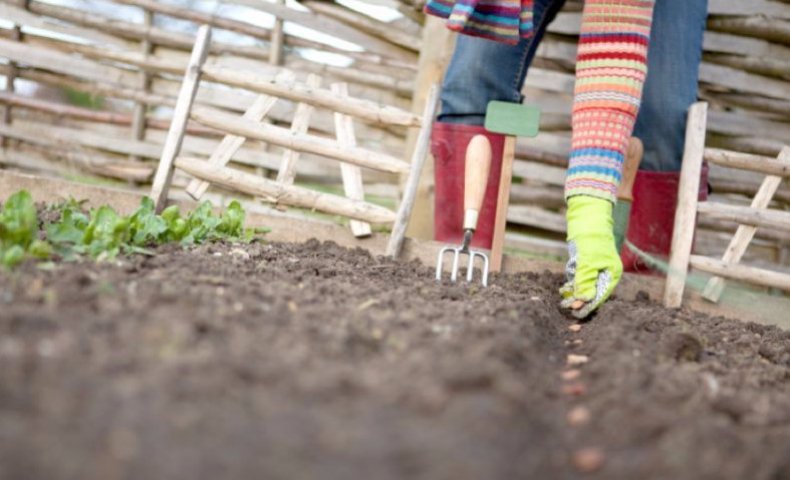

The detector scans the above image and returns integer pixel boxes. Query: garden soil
[1,239,790,480]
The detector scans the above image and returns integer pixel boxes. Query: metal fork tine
[480,253,490,287]
[436,245,490,287]
[436,248,447,282]
[450,249,461,283]
[466,252,476,283]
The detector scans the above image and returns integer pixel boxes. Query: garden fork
[436,134,492,287]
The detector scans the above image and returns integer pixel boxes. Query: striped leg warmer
[564,0,655,203]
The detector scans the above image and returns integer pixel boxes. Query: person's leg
[438,0,568,125]
[622,0,708,272]
[633,0,708,171]
[433,0,567,246]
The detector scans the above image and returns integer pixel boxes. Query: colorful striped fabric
[565,0,655,203]
[424,0,535,44]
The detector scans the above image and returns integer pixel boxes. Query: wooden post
[404,17,455,241]
[489,136,516,272]
[150,24,211,213]
[129,8,154,177]
[387,84,440,258]
[664,102,708,309]
[332,82,372,238]
[0,1,26,149]
[269,0,285,66]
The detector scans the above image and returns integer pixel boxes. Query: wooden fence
[1,0,789,274]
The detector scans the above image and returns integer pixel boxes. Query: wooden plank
[698,62,790,101]
[507,205,566,233]
[707,110,790,143]
[702,172,784,303]
[704,147,790,177]
[277,74,322,185]
[176,157,396,224]
[664,102,708,309]
[185,93,281,200]
[703,31,790,61]
[690,255,790,293]
[490,136,517,273]
[190,106,410,174]
[332,82,372,238]
[386,84,440,258]
[708,15,790,45]
[150,25,211,213]
[696,201,790,234]
[708,0,790,18]
[513,159,567,186]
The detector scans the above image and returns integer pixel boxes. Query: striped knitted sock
[564,0,655,203]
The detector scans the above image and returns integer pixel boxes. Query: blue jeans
[438,0,708,172]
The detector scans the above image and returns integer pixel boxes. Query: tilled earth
[1,239,789,480]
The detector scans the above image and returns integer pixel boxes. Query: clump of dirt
[0,239,789,480]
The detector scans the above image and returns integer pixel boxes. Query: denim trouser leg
[633,0,708,172]
[438,0,567,125]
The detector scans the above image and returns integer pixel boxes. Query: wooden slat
[176,157,397,224]
[696,201,790,234]
[690,255,790,292]
[150,25,211,213]
[190,106,410,174]
[507,205,566,233]
[332,82,372,238]
[277,74,322,185]
[201,65,421,127]
[704,147,790,177]
[665,102,708,309]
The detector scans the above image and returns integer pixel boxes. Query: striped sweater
[425,0,655,203]
[424,0,535,44]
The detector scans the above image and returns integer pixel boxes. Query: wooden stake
[490,136,517,273]
[664,102,708,309]
[150,24,211,213]
[386,84,440,258]
[332,82,372,238]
